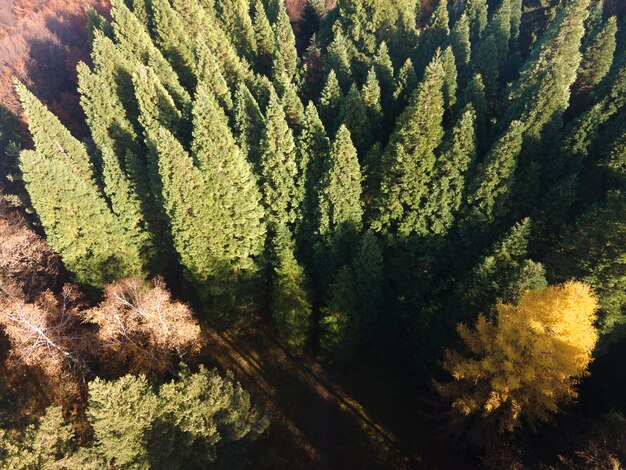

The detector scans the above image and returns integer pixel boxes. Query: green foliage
[318,70,343,131]
[361,68,384,141]
[253,0,275,74]
[441,46,458,109]
[465,0,488,43]
[451,13,471,82]
[270,225,313,353]
[16,83,145,289]
[272,0,298,80]
[373,53,446,239]
[576,15,617,95]
[337,84,371,154]
[88,367,269,468]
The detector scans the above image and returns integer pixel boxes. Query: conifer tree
[318,70,343,131]
[415,0,450,73]
[392,58,419,116]
[215,0,257,62]
[441,46,458,109]
[16,84,145,288]
[270,224,312,353]
[423,106,477,235]
[253,0,275,74]
[297,102,331,251]
[451,13,471,83]
[110,0,190,108]
[319,265,359,360]
[327,30,353,89]
[459,73,487,142]
[488,0,512,68]
[575,16,617,96]
[362,68,384,141]
[316,125,364,258]
[509,0,523,46]
[465,0,488,43]
[373,42,395,111]
[337,84,371,154]
[463,120,524,227]
[259,90,300,228]
[373,54,446,239]
[473,33,499,97]
[233,82,265,166]
[195,41,233,112]
[274,70,305,129]
[272,0,298,80]
[506,0,590,144]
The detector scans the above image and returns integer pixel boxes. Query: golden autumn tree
[84,277,203,375]
[436,281,598,433]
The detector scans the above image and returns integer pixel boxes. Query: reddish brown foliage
[84,277,203,376]
[0,196,62,302]
[0,0,109,138]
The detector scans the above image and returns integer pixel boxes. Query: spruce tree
[441,46,458,109]
[195,41,233,112]
[423,106,477,235]
[373,54,446,239]
[463,120,525,227]
[459,73,487,143]
[465,0,488,43]
[270,224,312,353]
[575,16,617,96]
[297,102,331,252]
[259,90,300,228]
[318,70,343,131]
[415,0,450,73]
[361,68,384,141]
[16,84,145,288]
[392,58,418,117]
[327,30,353,89]
[272,0,298,80]
[451,13,471,83]
[337,84,371,154]
[274,69,305,130]
[373,42,395,111]
[215,0,257,62]
[252,0,275,75]
[233,82,265,166]
[473,33,499,98]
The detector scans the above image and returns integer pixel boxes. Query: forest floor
[203,324,474,469]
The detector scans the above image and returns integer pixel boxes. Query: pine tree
[16,84,145,289]
[297,102,331,252]
[473,33,499,97]
[195,40,233,112]
[465,0,488,43]
[392,58,418,116]
[151,0,197,90]
[441,46,458,109]
[373,54,446,239]
[459,73,487,142]
[319,264,359,360]
[463,120,524,227]
[215,0,257,62]
[488,0,512,68]
[575,16,617,96]
[270,224,312,353]
[272,0,298,80]
[422,106,477,235]
[259,90,300,228]
[451,13,471,83]
[415,0,450,73]
[361,67,384,141]
[77,63,156,270]
[316,125,364,257]
[337,84,371,154]
[274,70,305,129]
[233,82,265,166]
[506,0,590,144]
[373,42,395,111]
[327,29,353,89]
[110,0,190,108]
[318,70,343,131]
[253,0,275,74]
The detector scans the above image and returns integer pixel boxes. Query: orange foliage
[84,278,203,376]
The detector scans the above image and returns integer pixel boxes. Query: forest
[0,0,625,467]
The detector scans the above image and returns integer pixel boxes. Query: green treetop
[337,84,371,155]
[373,54,446,239]
[361,68,384,141]
[318,70,344,131]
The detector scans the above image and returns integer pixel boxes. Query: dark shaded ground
[203,324,473,469]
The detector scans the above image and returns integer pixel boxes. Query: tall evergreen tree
[575,15,617,96]
[441,46,458,109]
[318,70,343,131]
[459,73,487,143]
[272,0,298,80]
[259,90,300,228]
[337,84,371,154]
[16,84,145,288]
[270,224,312,353]
[233,82,265,166]
[326,30,353,89]
[451,13,471,83]
[465,0,488,43]
[415,0,450,73]
[463,120,525,227]
[392,58,419,117]
[373,42,395,111]
[373,54,446,239]
[361,68,384,142]
[252,0,275,74]
[215,0,257,62]
[195,41,233,112]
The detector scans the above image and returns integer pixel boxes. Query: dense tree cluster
[2,0,626,464]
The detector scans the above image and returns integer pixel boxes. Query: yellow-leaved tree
[436,281,598,433]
